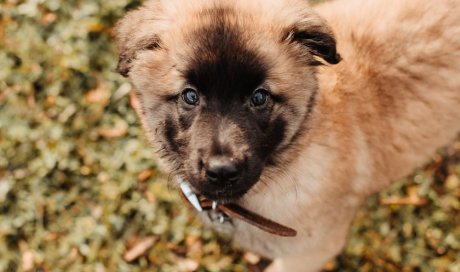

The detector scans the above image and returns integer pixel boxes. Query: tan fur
[116,0,460,271]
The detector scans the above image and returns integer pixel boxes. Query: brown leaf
[44,232,60,241]
[177,258,199,272]
[85,85,110,106]
[42,13,57,24]
[145,190,157,203]
[97,121,128,139]
[380,197,428,206]
[124,236,158,262]
[380,187,428,206]
[243,252,261,265]
[21,250,34,272]
[87,21,105,33]
[137,169,154,182]
[445,174,459,189]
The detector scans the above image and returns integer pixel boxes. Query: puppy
[115,0,460,271]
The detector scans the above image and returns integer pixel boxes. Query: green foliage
[0,0,459,271]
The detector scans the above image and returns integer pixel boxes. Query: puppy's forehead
[181,8,269,94]
[142,0,317,96]
[160,0,310,28]
[160,0,313,46]
[170,1,298,88]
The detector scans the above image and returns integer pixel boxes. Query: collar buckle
[207,209,232,225]
[179,180,231,225]
[179,181,203,212]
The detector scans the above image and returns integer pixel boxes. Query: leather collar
[179,182,297,237]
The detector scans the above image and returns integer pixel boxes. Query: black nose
[205,157,240,184]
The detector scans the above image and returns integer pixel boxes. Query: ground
[0,0,459,271]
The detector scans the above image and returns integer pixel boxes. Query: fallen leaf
[85,85,110,106]
[97,120,128,139]
[21,250,34,272]
[445,175,459,189]
[177,258,199,272]
[380,186,428,206]
[138,169,154,182]
[243,252,261,265]
[124,236,158,262]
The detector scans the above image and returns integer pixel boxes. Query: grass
[0,0,459,271]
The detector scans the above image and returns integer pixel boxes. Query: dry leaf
[138,169,154,182]
[97,120,128,139]
[177,258,199,272]
[243,252,261,265]
[21,251,34,272]
[445,174,459,189]
[380,186,428,206]
[85,85,110,106]
[124,236,158,262]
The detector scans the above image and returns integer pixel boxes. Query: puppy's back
[316,0,460,190]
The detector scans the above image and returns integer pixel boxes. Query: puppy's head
[115,0,340,201]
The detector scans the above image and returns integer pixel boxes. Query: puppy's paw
[264,259,284,272]
[264,258,321,272]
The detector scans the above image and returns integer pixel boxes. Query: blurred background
[0,0,459,271]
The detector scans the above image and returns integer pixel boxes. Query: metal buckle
[179,180,203,212]
[209,199,230,224]
[207,209,232,224]
[179,178,231,225]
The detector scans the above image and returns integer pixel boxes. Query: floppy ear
[116,35,161,77]
[286,14,341,65]
[291,29,341,64]
[115,5,162,77]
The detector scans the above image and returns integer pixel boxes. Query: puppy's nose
[205,157,240,184]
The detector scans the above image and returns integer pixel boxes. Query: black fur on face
[159,16,288,201]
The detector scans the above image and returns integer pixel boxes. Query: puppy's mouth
[178,157,264,202]
[180,174,260,203]
[199,186,250,202]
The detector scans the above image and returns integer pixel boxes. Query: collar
[179,181,297,237]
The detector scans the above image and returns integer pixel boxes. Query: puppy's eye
[182,88,199,106]
[250,89,269,107]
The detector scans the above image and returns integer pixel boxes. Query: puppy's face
[116,0,340,201]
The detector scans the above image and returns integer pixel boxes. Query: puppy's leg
[265,229,348,272]
[266,248,342,272]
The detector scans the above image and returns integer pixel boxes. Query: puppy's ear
[286,15,341,65]
[291,30,341,64]
[115,5,162,77]
[116,35,161,77]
